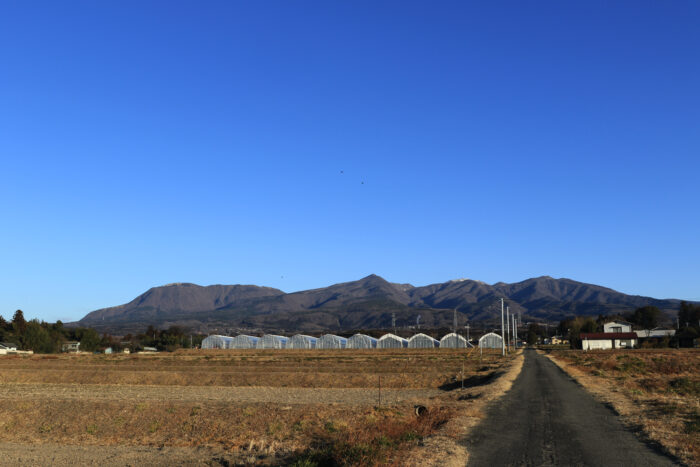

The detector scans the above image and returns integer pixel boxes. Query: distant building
[141,346,158,353]
[0,342,18,355]
[580,332,637,350]
[62,342,80,353]
[603,321,632,333]
[634,328,676,338]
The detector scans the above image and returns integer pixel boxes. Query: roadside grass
[545,349,700,466]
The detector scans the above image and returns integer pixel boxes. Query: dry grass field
[545,349,700,466]
[0,349,517,465]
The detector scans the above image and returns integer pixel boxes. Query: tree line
[553,301,700,349]
[0,310,204,353]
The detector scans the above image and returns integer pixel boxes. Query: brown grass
[0,349,514,465]
[544,349,700,466]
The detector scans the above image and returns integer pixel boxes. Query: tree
[632,306,661,335]
[527,323,542,345]
[678,301,700,330]
[12,309,27,335]
[23,320,54,353]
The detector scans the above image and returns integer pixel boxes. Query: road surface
[465,349,677,466]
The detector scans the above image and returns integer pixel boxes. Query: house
[0,342,18,355]
[580,332,638,350]
[634,328,676,338]
[550,336,568,345]
[61,341,80,353]
[603,321,633,333]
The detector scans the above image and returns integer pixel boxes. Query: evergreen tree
[12,309,27,335]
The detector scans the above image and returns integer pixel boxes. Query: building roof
[581,332,638,340]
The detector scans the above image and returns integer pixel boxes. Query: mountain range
[73,275,688,334]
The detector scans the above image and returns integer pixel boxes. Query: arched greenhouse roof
[317,334,347,349]
[408,333,439,348]
[346,333,378,349]
[377,333,408,349]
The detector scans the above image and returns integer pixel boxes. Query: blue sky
[1,1,698,323]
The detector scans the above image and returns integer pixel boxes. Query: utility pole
[453,309,458,334]
[466,324,470,344]
[500,298,505,356]
[506,306,511,352]
[513,314,516,349]
[392,313,396,335]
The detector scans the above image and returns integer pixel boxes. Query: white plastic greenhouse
[377,333,408,349]
[230,334,259,349]
[201,335,234,349]
[408,333,439,348]
[346,333,378,349]
[287,334,318,349]
[440,333,470,348]
[316,334,347,349]
[479,332,503,349]
[256,334,288,349]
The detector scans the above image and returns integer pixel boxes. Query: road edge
[407,350,525,467]
[541,351,686,466]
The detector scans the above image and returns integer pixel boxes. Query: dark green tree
[12,309,27,336]
[632,306,661,334]
[23,320,54,353]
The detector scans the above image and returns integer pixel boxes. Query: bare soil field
[0,349,518,466]
[544,349,700,466]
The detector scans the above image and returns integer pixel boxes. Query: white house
[580,332,637,350]
[0,342,18,355]
[603,321,632,333]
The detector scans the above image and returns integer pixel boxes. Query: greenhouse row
[201,332,503,350]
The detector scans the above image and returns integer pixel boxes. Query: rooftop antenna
[392,312,396,334]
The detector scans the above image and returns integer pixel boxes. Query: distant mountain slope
[73,275,689,334]
[79,283,283,325]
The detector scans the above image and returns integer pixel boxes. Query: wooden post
[378,375,381,407]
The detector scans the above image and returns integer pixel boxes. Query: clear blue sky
[1,1,698,323]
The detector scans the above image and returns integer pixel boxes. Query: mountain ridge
[73,275,690,334]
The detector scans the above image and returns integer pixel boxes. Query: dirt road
[465,349,677,466]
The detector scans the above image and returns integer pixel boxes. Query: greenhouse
[316,334,347,349]
[230,334,259,349]
[377,333,408,349]
[479,332,503,349]
[408,333,439,348]
[201,335,234,349]
[346,333,378,349]
[440,333,470,349]
[256,334,289,349]
[287,334,317,349]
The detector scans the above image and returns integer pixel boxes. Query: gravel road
[465,349,677,467]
